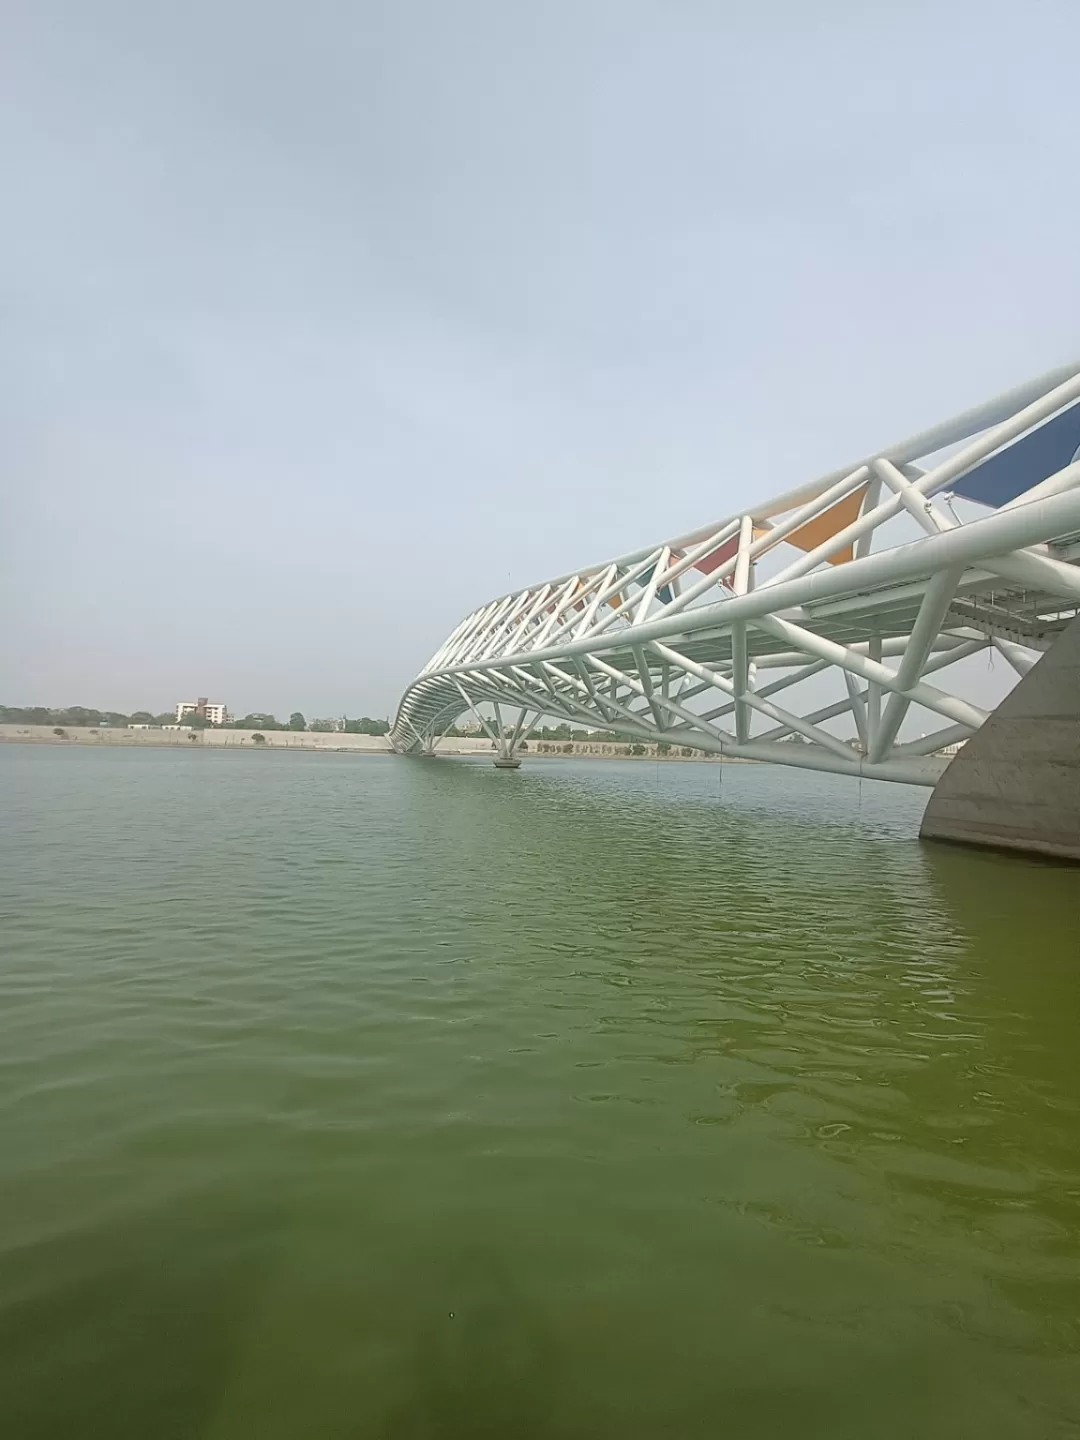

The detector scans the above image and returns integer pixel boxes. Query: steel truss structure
[391,362,1080,784]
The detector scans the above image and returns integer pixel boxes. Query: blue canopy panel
[950,401,1080,507]
[638,562,674,605]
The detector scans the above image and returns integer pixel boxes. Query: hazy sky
[4,0,1079,719]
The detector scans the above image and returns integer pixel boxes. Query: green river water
[1,744,1078,1438]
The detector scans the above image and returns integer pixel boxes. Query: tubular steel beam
[391,362,1080,785]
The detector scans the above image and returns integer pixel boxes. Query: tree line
[440,722,619,741]
[221,713,389,735]
[0,705,389,735]
[3,707,628,743]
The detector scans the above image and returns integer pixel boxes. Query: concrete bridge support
[920,614,1080,861]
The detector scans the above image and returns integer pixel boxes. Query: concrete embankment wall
[0,725,396,752]
[0,726,719,760]
[920,613,1080,862]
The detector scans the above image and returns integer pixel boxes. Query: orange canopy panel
[568,576,594,612]
[782,484,868,565]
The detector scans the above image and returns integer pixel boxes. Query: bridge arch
[392,362,1080,804]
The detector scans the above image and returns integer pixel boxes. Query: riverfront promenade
[0,725,397,754]
[0,725,724,761]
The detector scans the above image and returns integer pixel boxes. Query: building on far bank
[175,697,231,726]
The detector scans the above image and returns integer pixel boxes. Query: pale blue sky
[4,0,1079,719]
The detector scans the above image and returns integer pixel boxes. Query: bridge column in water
[491,703,538,769]
[920,613,1080,861]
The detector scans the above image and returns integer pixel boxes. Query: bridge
[391,361,1080,856]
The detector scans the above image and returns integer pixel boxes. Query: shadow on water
[376,1250,555,1440]
[0,1190,283,1440]
[409,759,1080,1376]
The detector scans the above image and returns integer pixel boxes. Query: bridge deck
[391,362,1080,799]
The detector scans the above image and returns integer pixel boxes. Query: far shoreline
[0,724,744,763]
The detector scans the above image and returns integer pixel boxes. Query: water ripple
[1,746,1078,1437]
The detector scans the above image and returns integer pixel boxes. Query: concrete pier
[920,613,1080,861]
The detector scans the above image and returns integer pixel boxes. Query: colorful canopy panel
[949,402,1080,508]
[637,562,674,605]
[782,484,868,565]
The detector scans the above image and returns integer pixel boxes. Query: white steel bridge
[391,361,1080,786]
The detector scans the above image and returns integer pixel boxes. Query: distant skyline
[5,1,1080,718]
[0,701,387,724]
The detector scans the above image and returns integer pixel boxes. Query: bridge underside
[392,361,1080,853]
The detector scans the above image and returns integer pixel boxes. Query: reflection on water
[0,746,1077,1438]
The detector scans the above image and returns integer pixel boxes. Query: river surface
[1,744,1078,1438]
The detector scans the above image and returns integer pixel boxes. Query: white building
[175,698,231,726]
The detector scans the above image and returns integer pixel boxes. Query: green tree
[289,712,307,731]
[344,716,389,736]
[539,724,572,741]
[184,713,211,729]
[55,706,97,728]
[233,713,286,731]
[0,706,40,724]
